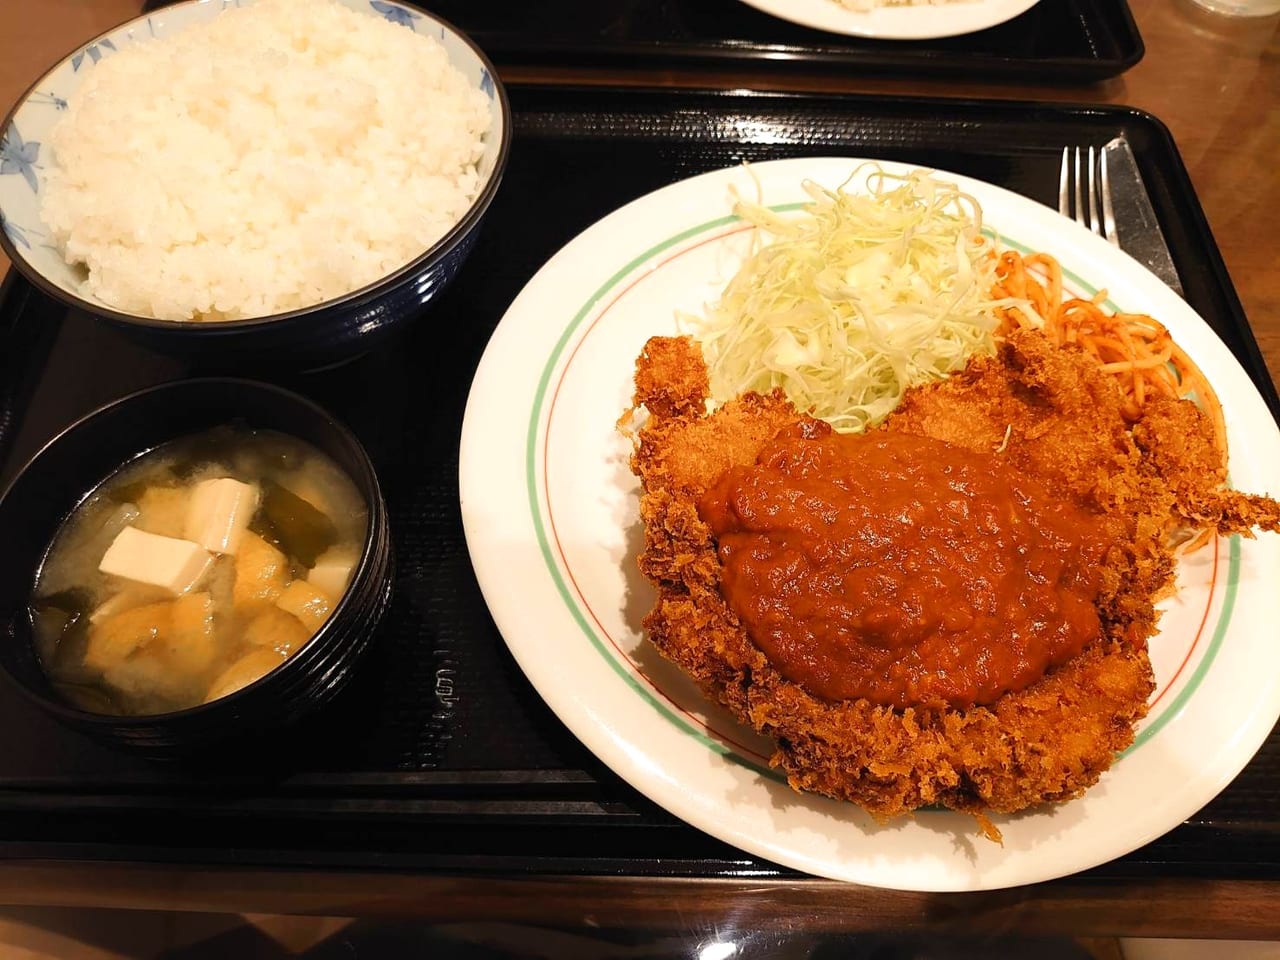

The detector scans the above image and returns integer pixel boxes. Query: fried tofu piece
[89,588,165,624]
[275,580,333,634]
[233,532,289,614]
[84,597,209,703]
[134,486,191,539]
[151,591,218,676]
[206,648,286,703]
[243,606,311,657]
[85,600,172,672]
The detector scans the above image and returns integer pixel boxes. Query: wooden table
[1,0,1278,939]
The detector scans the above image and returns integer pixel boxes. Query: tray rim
[0,84,1273,880]
[408,0,1145,83]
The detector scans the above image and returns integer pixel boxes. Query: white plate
[459,157,1280,891]
[736,0,1041,40]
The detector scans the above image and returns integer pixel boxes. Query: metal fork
[1059,146,1117,246]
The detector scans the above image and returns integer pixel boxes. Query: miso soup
[31,426,368,716]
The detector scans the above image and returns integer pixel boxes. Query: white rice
[40,0,491,322]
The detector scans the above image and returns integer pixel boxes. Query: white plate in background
[736,0,1042,40]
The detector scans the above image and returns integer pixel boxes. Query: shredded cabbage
[684,164,1004,433]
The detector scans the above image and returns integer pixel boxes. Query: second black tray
[0,87,1274,881]
[140,0,1145,84]
[421,0,1142,83]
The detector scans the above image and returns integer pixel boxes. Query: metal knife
[1103,137,1185,297]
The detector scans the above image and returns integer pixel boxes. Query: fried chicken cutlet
[627,330,1280,834]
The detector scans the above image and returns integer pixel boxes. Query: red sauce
[698,423,1114,710]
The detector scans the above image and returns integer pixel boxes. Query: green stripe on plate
[523,210,780,781]
[524,204,1237,783]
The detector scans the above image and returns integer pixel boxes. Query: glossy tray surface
[0,87,1274,878]
[140,0,1145,82]
[422,0,1140,81]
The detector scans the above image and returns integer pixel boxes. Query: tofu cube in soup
[99,526,211,595]
[32,426,368,716]
[308,547,356,600]
[185,477,260,555]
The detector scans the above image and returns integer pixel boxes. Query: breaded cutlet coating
[628,331,1277,836]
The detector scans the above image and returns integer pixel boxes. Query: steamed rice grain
[40,0,491,321]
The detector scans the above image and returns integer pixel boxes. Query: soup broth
[31,426,368,715]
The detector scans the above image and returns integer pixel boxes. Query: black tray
[0,87,1276,881]
[139,0,1145,84]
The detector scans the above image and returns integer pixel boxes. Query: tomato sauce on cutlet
[698,421,1116,711]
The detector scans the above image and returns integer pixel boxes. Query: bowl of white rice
[0,0,509,365]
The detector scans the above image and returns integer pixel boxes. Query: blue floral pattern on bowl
[370,0,418,30]
[0,0,507,317]
[0,125,40,194]
[1,212,32,251]
[71,38,117,72]
[28,93,68,111]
